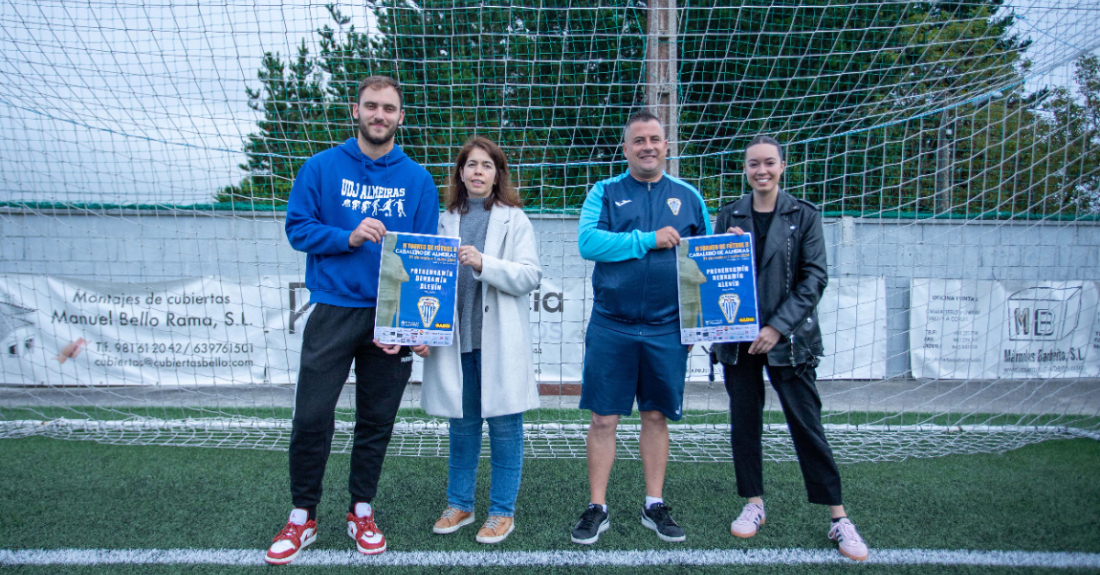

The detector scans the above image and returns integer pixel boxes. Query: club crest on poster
[417,296,441,328]
[718,293,741,323]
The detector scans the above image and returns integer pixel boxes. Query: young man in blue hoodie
[266,76,440,565]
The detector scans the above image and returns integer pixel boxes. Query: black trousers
[722,345,842,506]
[289,303,413,511]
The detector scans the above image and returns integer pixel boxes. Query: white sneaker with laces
[730,502,766,538]
[828,517,869,561]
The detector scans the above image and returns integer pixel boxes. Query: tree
[363,0,647,209]
[677,0,916,208]
[863,1,1047,217]
[1041,54,1100,213]
[217,42,332,206]
[675,0,1055,217]
[217,0,1088,219]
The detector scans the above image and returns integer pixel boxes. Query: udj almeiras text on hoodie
[285,138,441,308]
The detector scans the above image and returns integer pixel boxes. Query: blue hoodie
[285,138,440,308]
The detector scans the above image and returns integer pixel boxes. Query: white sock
[355,502,373,518]
[645,496,664,509]
[590,503,607,513]
[288,508,308,526]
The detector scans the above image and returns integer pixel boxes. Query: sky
[0,0,1097,206]
[0,0,376,205]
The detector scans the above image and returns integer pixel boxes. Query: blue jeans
[447,350,525,517]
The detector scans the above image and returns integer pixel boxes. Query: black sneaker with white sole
[571,504,610,545]
[641,503,686,542]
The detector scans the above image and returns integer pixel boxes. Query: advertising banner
[0,273,889,386]
[372,232,460,347]
[815,276,888,380]
[910,279,1100,379]
[0,275,285,385]
[676,233,761,345]
[528,276,588,383]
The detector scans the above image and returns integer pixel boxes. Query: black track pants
[722,346,842,506]
[289,303,413,510]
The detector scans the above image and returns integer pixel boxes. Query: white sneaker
[730,502,766,538]
[828,518,869,561]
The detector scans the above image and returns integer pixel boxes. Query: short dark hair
[746,135,785,162]
[356,76,403,109]
[623,110,663,142]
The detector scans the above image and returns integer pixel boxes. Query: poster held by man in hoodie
[677,233,761,345]
[373,232,460,346]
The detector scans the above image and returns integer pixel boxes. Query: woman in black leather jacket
[712,136,868,561]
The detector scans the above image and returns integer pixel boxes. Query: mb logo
[1006,286,1081,341]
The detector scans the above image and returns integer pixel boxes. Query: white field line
[2,548,1100,568]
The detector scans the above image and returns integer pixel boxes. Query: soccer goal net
[1,0,1098,462]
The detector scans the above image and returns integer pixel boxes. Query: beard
[358,115,398,146]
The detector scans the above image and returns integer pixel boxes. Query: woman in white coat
[413,136,542,545]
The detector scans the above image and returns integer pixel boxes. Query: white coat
[420,204,543,419]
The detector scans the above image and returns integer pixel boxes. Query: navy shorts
[579,319,689,421]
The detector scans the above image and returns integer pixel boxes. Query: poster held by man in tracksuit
[676,233,761,345]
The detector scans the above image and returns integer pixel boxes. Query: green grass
[1,436,1099,574]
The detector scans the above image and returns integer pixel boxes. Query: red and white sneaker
[347,510,387,555]
[828,517,869,561]
[265,516,317,565]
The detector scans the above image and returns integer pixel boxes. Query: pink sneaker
[730,502,766,538]
[828,518,869,561]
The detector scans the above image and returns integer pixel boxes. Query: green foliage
[859,2,1050,217]
[216,42,338,206]
[364,0,647,209]
[1041,54,1100,212]
[675,0,1068,217]
[215,1,1097,219]
[677,0,918,207]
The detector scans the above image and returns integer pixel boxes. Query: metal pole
[646,0,679,177]
[935,109,954,215]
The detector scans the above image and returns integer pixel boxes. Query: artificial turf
[0,435,1098,574]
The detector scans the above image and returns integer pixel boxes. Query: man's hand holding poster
[374,232,461,346]
[677,233,761,344]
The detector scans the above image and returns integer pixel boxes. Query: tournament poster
[373,232,460,346]
[676,233,761,345]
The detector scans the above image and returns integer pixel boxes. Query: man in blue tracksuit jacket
[266,76,439,564]
[570,111,711,546]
